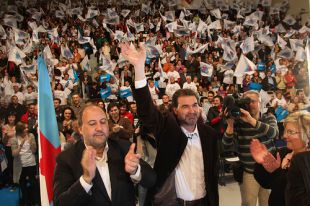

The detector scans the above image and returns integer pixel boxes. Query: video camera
[222,95,251,119]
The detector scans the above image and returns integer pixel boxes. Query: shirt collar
[181,125,199,139]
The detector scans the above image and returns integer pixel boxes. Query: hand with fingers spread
[125,143,142,175]
[120,42,146,67]
[250,139,268,164]
[81,146,97,184]
[262,152,281,173]
[120,42,146,81]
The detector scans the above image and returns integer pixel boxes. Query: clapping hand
[250,139,268,164]
[250,139,281,173]
[81,146,97,184]
[262,152,281,173]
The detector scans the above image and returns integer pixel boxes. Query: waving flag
[14,28,29,45]
[38,56,61,206]
[80,55,91,71]
[77,30,91,44]
[61,44,73,59]
[283,15,296,26]
[165,11,175,22]
[0,25,7,39]
[3,17,17,28]
[278,47,294,59]
[119,86,133,99]
[234,54,256,77]
[277,35,287,49]
[121,9,130,17]
[210,8,221,19]
[275,24,286,33]
[8,46,26,65]
[240,35,254,54]
[85,8,99,19]
[200,62,214,77]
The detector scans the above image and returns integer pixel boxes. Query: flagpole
[306,38,310,95]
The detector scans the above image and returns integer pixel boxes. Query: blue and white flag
[289,39,304,51]
[70,7,83,16]
[243,16,258,27]
[100,86,111,99]
[141,3,150,14]
[0,25,7,39]
[121,9,130,17]
[80,55,91,71]
[3,17,17,28]
[240,35,254,54]
[135,23,144,33]
[117,54,128,68]
[295,47,305,62]
[61,44,73,59]
[278,47,294,59]
[55,10,65,19]
[210,8,221,19]
[14,28,29,44]
[222,39,237,62]
[283,15,296,26]
[85,8,99,19]
[200,62,214,77]
[234,54,256,77]
[208,20,222,30]
[78,30,91,44]
[119,86,133,99]
[114,30,125,41]
[22,38,33,54]
[8,46,26,65]
[277,35,287,49]
[275,24,286,33]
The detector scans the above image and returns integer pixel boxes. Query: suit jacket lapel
[197,124,211,185]
[107,144,119,203]
[92,168,111,202]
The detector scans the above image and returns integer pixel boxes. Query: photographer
[222,90,279,206]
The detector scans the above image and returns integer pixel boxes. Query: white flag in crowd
[234,54,256,77]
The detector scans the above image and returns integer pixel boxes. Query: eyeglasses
[284,129,300,136]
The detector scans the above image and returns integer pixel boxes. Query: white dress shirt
[175,126,206,201]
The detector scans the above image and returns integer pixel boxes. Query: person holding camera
[222,90,279,206]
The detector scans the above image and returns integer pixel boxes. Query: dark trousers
[19,165,39,206]
[3,146,13,185]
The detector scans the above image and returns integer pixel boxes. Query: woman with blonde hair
[285,112,310,206]
[251,111,310,206]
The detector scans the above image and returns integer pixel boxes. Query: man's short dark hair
[171,89,199,108]
[107,102,119,112]
[207,91,215,96]
[213,95,223,103]
[54,98,61,104]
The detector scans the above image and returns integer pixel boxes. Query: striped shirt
[222,114,279,173]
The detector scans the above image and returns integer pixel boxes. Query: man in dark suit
[53,104,156,206]
[121,43,219,206]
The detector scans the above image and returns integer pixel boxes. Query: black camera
[223,96,251,118]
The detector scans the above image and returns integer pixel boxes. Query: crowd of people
[0,0,310,205]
